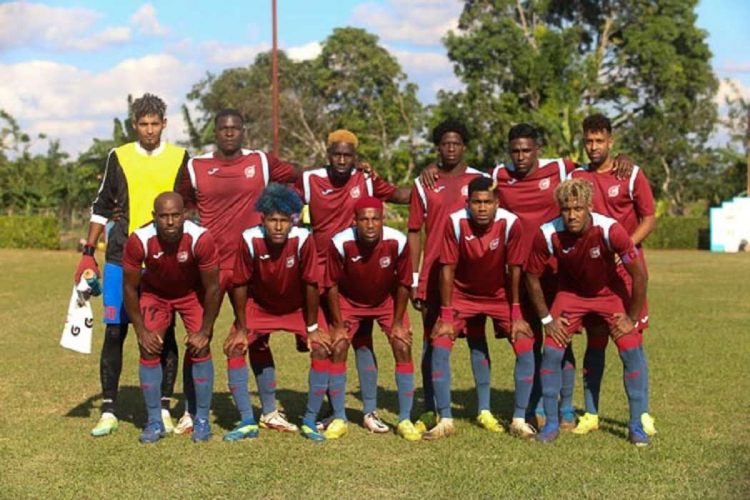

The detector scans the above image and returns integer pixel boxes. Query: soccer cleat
[91,412,118,437]
[572,412,600,435]
[422,418,455,441]
[161,409,175,434]
[560,409,577,431]
[535,411,547,430]
[174,412,194,435]
[323,418,348,440]
[223,419,260,442]
[397,420,422,442]
[363,411,389,433]
[628,423,651,447]
[192,417,212,442]
[641,413,657,437]
[536,424,560,443]
[476,410,504,433]
[414,411,438,434]
[301,423,326,442]
[260,410,299,432]
[510,418,537,439]
[139,421,166,444]
[316,414,334,432]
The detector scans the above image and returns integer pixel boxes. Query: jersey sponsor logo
[350,255,363,262]
[539,178,551,190]
[286,256,295,268]
[461,185,469,196]
[152,251,164,259]
[207,167,219,175]
[245,166,256,178]
[561,246,575,254]
[608,185,620,197]
[589,246,601,258]
[379,256,392,268]
[350,186,361,199]
[434,186,446,193]
[177,251,189,263]
[465,234,476,241]
[321,188,334,195]
[259,254,271,260]
[489,237,500,250]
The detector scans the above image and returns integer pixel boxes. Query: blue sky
[0,1,747,155]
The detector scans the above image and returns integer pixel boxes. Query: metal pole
[271,0,280,154]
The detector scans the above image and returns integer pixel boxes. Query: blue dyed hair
[255,183,303,216]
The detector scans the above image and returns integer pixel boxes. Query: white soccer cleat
[174,412,194,435]
[260,410,299,432]
[363,411,390,433]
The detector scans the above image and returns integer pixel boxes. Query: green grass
[0,249,748,498]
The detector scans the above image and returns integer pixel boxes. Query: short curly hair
[508,123,540,144]
[432,119,469,145]
[582,113,612,134]
[255,183,303,216]
[132,93,167,121]
[554,178,593,207]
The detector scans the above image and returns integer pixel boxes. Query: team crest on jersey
[539,178,551,190]
[608,185,620,197]
[589,246,601,258]
[286,256,295,268]
[379,256,392,268]
[244,166,256,178]
[461,185,469,196]
[350,186,361,199]
[507,178,518,185]
[177,251,189,263]
[489,238,500,250]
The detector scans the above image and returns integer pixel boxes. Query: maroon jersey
[526,213,638,297]
[325,226,412,311]
[570,165,655,238]
[440,208,523,300]
[408,167,489,300]
[300,167,397,259]
[122,220,219,298]
[177,149,296,270]
[233,226,318,315]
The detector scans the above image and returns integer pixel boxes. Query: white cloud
[716,78,750,104]
[286,42,321,61]
[0,55,200,154]
[199,41,270,66]
[353,0,461,46]
[130,3,169,37]
[720,61,750,74]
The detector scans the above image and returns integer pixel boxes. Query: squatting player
[324,197,420,441]
[222,184,332,442]
[424,177,536,440]
[77,93,188,437]
[300,129,410,433]
[408,119,489,432]
[525,179,651,446]
[122,192,221,443]
[570,113,657,436]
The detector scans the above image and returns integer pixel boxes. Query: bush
[0,215,60,249]
[644,216,709,249]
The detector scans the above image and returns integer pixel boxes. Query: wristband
[306,323,319,333]
[412,272,420,288]
[440,306,453,322]
[540,314,553,326]
[82,244,96,256]
[511,303,522,321]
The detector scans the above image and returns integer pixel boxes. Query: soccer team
[76,93,657,446]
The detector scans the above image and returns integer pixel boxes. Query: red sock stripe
[395,362,414,374]
[139,357,160,367]
[615,332,643,352]
[227,357,246,370]
[311,358,330,372]
[432,337,454,349]
[329,362,347,375]
[189,354,212,364]
[513,336,534,355]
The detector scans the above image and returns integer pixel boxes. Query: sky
[0,0,748,156]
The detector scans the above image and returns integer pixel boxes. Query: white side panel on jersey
[290,226,311,255]
[242,226,264,259]
[134,223,158,255]
[592,212,617,251]
[495,208,519,243]
[449,209,468,243]
[186,158,198,190]
[183,220,208,254]
[331,227,357,258]
[556,159,567,182]
[540,217,565,255]
[414,178,428,215]
[492,164,506,179]
[365,175,374,196]
[466,166,491,178]
[628,166,640,200]
[302,168,328,204]
[382,226,408,255]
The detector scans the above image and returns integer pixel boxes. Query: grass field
[0,249,748,498]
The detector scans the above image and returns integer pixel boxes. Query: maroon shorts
[245,301,327,344]
[450,291,511,337]
[340,295,410,339]
[551,290,633,334]
[140,291,203,333]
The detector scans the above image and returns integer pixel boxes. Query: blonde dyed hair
[554,178,593,207]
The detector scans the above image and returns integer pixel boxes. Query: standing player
[424,177,537,440]
[525,179,651,446]
[324,197,420,441]
[222,184,332,442]
[570,114,657,436]
[76,93,188,437]
[300,129,410,433]
[408,120,489,432]
[122,193,221,443]
[176,109,303,433]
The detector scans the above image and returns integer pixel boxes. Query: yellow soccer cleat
[91,413,119,437]
[414,411,438,434]
[323,418,348,440]
[476,410,505,433]
[572,412,600,435]
[161,409,175,434]
[641,413,657,437]
[422,418,455,441]
[397,420,422,442]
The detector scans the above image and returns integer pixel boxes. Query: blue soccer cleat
[139,421,166,444]
[628,423,651,447]
[192,417,212,442]
[301,420,326,442]
[223,419,260,442]
[536,423,560,443]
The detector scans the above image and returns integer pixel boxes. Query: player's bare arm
[525,271,569,347]
[611,255,648,339]
[305,282,331,353]
[325,284,349,349]
[123,266,162,356]
[391,283,412,348]
[225,284,250,356]
[509,265,533,342]
[407,230,423,310]
[631,214,656,246]
[187,266,220,356]
[432,263,456,340]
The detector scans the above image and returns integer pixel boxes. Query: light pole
[271,0,280,155]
